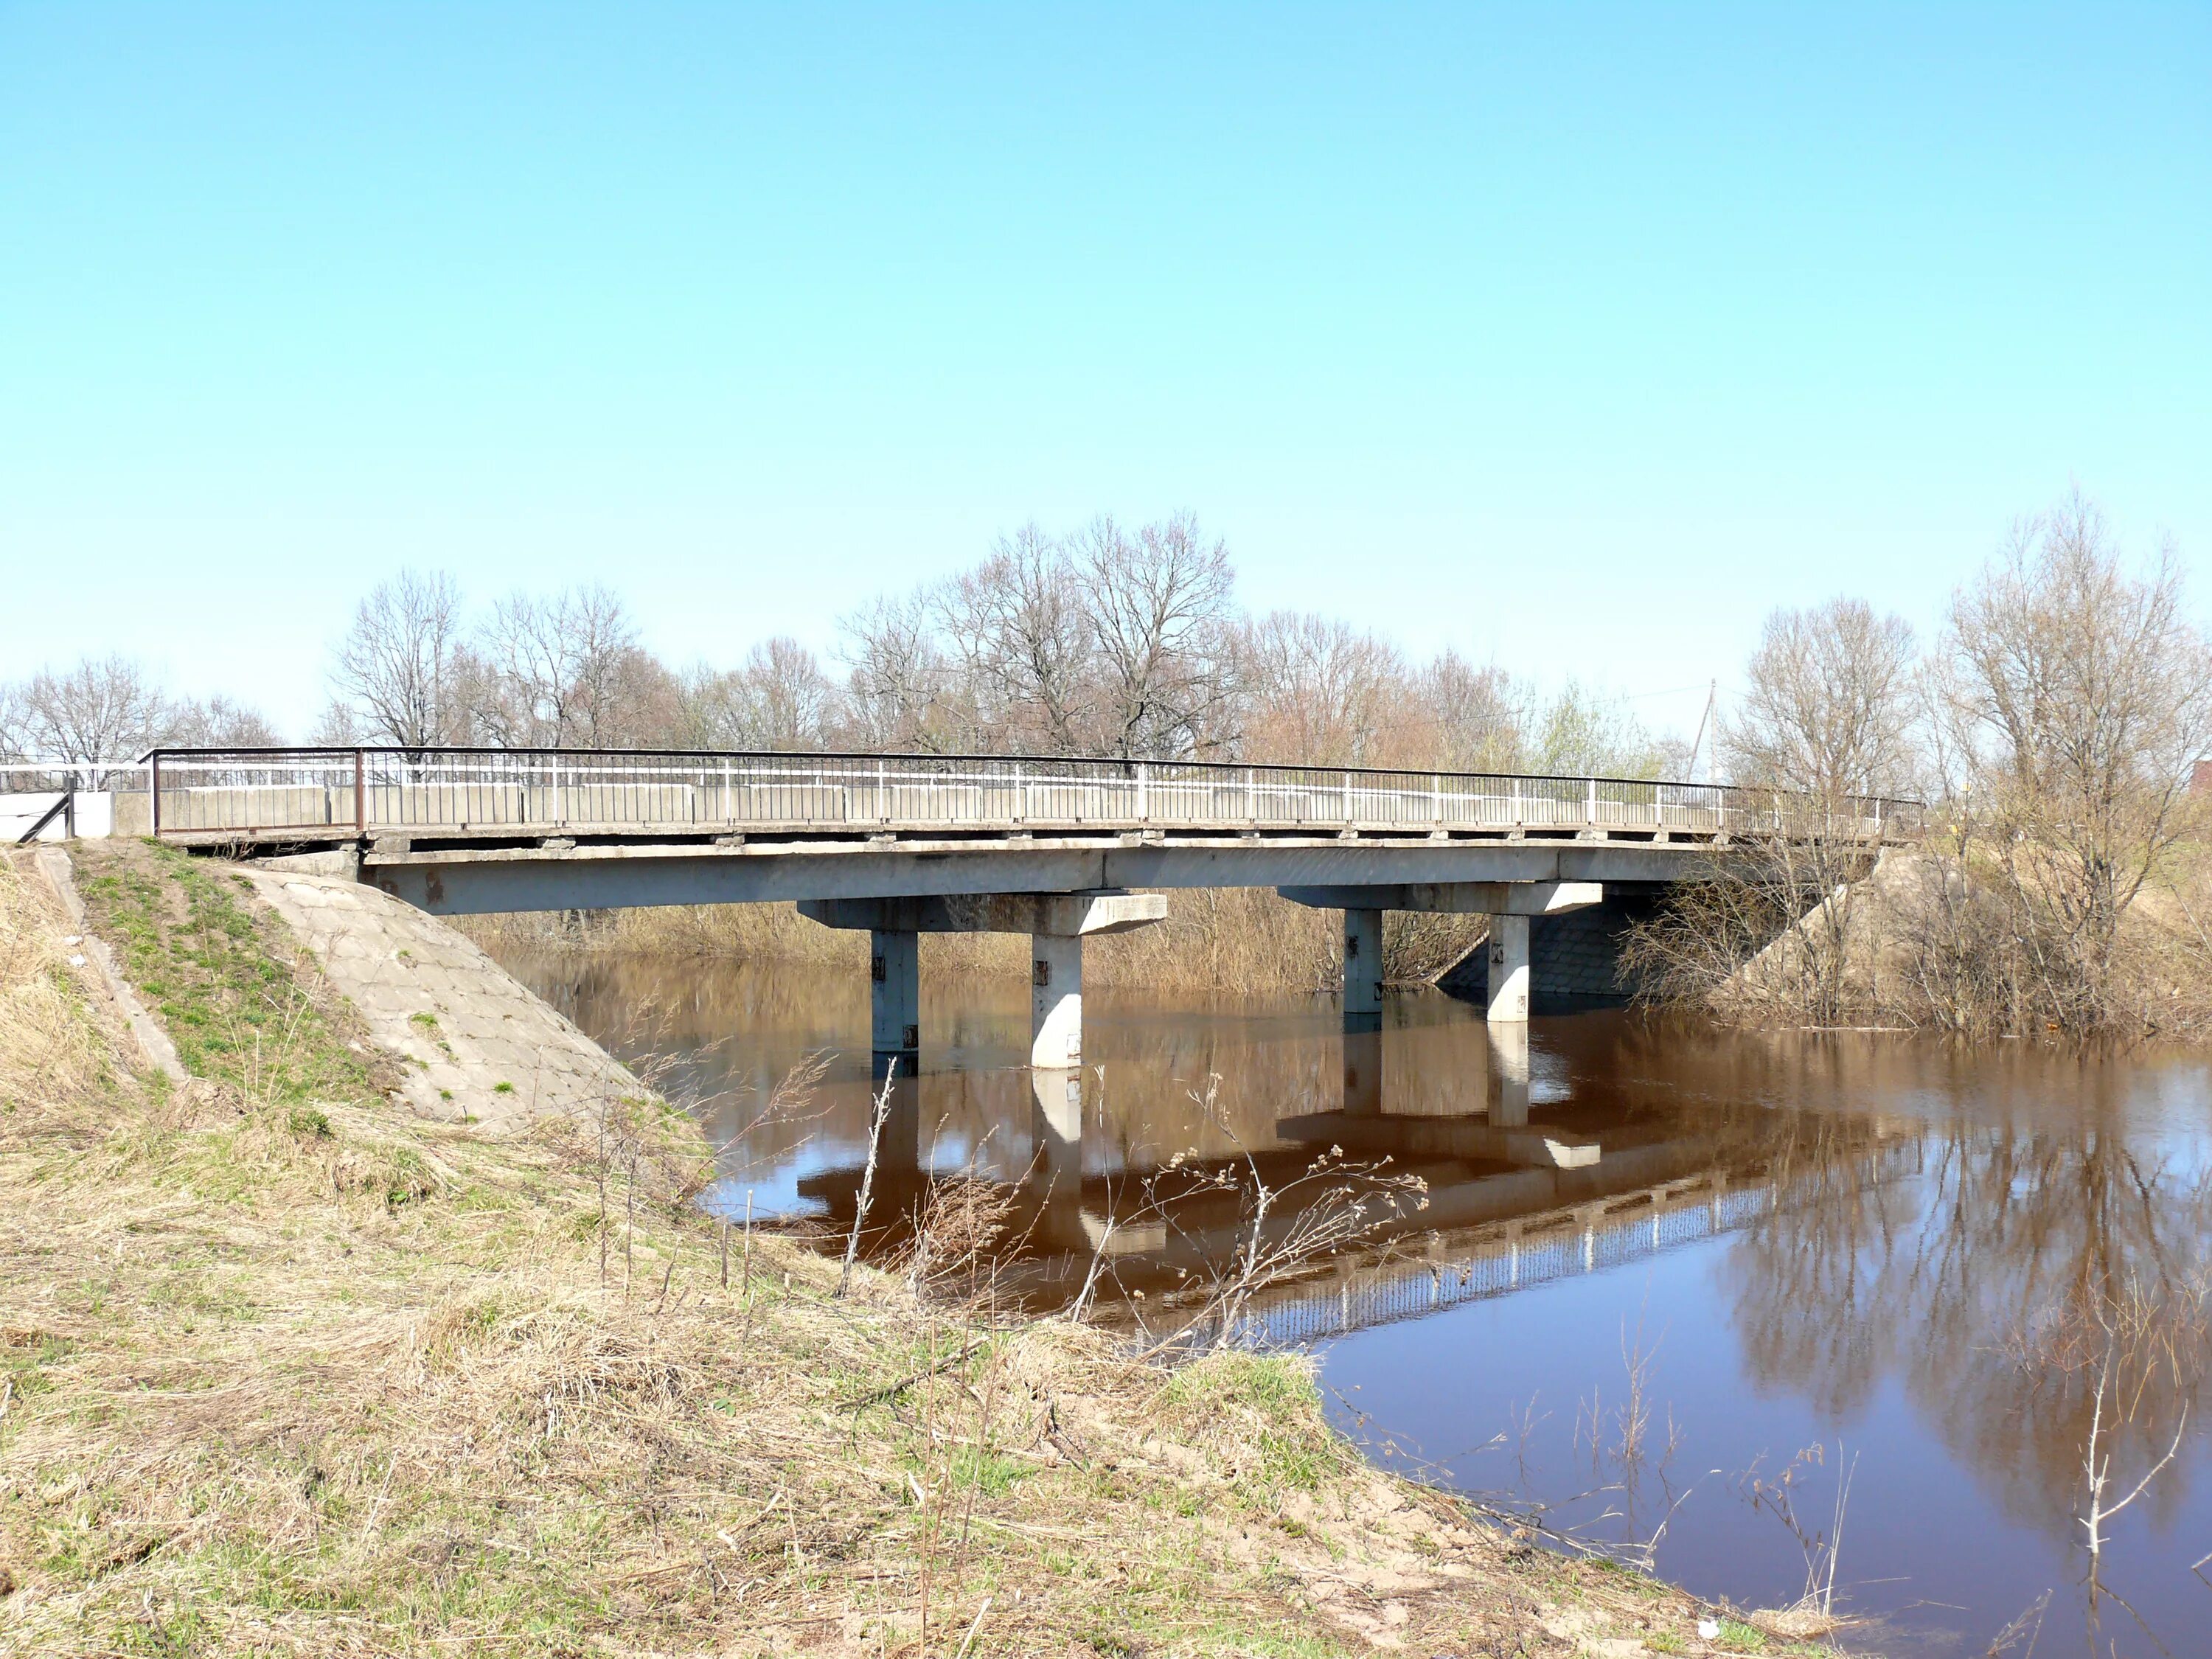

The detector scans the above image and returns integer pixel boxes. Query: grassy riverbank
[0,844,1799,1656]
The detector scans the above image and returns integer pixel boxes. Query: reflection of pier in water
[787,1015,1924,1326]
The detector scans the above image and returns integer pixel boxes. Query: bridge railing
[141,746,1924,843]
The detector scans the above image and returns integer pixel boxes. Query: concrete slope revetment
[241,866,647,1133]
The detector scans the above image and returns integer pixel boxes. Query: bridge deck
[147,746,1921,850]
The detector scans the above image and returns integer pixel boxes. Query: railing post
[1136,762,1149,822]
[1585,776,1597,827]
[1342,771,1352,825]
[1012,762,1023,825]
[150,753,161,837]
[354,749,365,836]
[1432,774,1442,826]
[1247,768,1257,827]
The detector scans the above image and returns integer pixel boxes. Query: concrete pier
[801,888,1166,1074]
[869,928,920,1073]
[1486,912,1531,1023]
[1342,907,1382,1032]
[1031,932,1085,1068]
[1276,880,1600,1027]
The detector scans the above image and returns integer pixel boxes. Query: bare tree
[169,695,282,749]
[1416,649,1526,773]
[1075,513,1239,759]
[0,681,31,764]
[936,523,1097,753]
[6,655,173,773]
[1937,493,2212,1028]
[477,585,665,746]
[838,590,967,751]
[1238,612,1408,766]
[329,570,465,750]
[681,638,841,750]
[1722,599,1919,800]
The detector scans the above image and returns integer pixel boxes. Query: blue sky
[4,3,2207,740]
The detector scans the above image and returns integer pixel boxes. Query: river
[501,950,2212,1658]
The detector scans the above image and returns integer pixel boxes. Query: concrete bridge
[141,745,1918,1071]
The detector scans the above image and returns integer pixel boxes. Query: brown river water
[500,950,2212,1658]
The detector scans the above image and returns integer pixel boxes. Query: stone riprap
[242,868,646,1133]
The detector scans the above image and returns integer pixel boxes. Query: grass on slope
[0,843,1736,1658]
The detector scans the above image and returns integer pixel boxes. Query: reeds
[460,886,1481,993]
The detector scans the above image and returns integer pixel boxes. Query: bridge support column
[1031,933,1085,1070]
[1486,913,1531,1023]
[801,891,1164,1076]
[869,928,919,1076]
[1342,908,1382,1033]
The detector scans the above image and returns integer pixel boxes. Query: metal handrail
[134,745,1927,844]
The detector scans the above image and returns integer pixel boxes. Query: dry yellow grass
[0,846,1736,1658]
[460,889,1481,995]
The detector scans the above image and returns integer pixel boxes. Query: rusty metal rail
[141,746,1923,845]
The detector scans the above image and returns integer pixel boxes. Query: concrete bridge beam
[1276,880,1601,917]
[799,889,1166,937]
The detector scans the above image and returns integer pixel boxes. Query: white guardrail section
[0,762,151,842]
[139,749,1923,841]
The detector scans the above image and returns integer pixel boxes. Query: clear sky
[4,2,2207,740]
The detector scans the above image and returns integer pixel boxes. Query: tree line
[1642,490,2212,1039]
[1,511,1676,779]
[9,492,2208,1036]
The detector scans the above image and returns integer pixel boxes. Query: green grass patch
[74,844,377,1106]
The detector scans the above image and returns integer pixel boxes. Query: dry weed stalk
[836,1060,899,1298]
[1731,1440,1856,1624]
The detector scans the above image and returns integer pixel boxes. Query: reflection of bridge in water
[785,1014,1924,1330]
[1216,1137,1922,1348]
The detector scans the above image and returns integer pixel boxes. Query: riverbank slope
[0,840,1798,1657]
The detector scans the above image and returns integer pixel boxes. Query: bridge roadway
[149,745,1916,1071]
